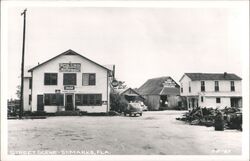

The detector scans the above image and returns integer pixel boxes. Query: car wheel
[134,114,136,117]
[140,113,142,116]
[129,113,132,117]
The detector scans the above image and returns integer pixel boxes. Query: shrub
[110,93,128,113]
[108,111,120,116]
[31,111,47,116]
[54,111,80,116]
[119,99,128,112]
[23,111,32,116]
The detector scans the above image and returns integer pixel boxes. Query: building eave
[28,49,111,72]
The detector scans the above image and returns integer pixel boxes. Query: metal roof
[184,73,242,81]
[138,76,180,95]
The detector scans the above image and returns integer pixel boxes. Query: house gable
[28,49,111,72]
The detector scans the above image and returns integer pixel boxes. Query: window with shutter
[215,81,219,91]
[82,73,96,86]
[231,81,235,91]
[201,81,205,92]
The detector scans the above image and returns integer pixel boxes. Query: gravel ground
[8,111,242,155]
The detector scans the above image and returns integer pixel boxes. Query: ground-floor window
[216,97,221,103]
[75,94,102,106]
[44,94,64,106]
[29,94,31,105]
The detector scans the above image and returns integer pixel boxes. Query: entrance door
[37,95,44,111]
[65,94,74,111]
[230,97,241,107]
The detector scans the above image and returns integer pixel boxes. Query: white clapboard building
[179,73,242,110]
[24,49,114,113]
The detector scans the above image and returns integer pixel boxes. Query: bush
[108,111,120,116]
[119,99,128,112]
[110,93,128,113]
[55,111,80,116]
[173,106,187,110]
[31,111,47,116]
[23,111,32,116]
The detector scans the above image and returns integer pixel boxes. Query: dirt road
[8,111,241,155]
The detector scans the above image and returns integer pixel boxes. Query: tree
[111,78,127,89]
[110,93,128,113]
[117,81,127,89]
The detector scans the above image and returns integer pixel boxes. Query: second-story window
[201,81,205,92]
[215,81,219,92]
[181,83,183,93]
[83,73,96,86]
[44,73,58,85]
[231,81,235,91]
[188,82,191,93]
[63,73,77,85]
[29,78,32,89]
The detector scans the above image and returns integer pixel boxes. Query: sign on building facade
[59,63,81,72]
[163,78,176,88]
[64,86,75,90]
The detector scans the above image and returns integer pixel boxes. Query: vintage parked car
[124,102,143,116]
[140,102,148,111]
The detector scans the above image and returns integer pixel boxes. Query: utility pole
[20,9,27,119]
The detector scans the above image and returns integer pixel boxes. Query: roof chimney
[224,72,227,78]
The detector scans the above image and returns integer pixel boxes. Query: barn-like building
[138,77,182,110]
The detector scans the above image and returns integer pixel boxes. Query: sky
[7,6,246,99]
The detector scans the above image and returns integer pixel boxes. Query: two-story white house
[25,49,114,113]
[179,73,242,110]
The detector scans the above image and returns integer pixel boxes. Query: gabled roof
[28,49,111,72]
[182,73,242,81]
[120,88,142,96]
[114,88,145,100]
[138,76,180,95]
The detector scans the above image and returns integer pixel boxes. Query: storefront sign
[64,86,75,90]
[163,78,176,88]
[59,63,81,72]
[111,80,119,87]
